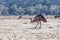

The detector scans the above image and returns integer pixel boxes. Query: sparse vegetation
[0,16,59,40]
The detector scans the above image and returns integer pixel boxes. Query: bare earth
[0,16,60,40]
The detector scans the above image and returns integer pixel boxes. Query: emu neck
[30,18,33,23]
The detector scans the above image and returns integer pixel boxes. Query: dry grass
[0,15,60,40]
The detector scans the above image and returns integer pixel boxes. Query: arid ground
[0,16,60,40]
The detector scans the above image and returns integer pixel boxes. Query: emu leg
[39,22,41,29]
[34,22,39,29]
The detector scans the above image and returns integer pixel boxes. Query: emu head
[30,18,35,23]
[30,18,33,23]
[30,17,39,23]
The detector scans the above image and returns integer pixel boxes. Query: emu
[54,16,60,18]
[30,14,47,29]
